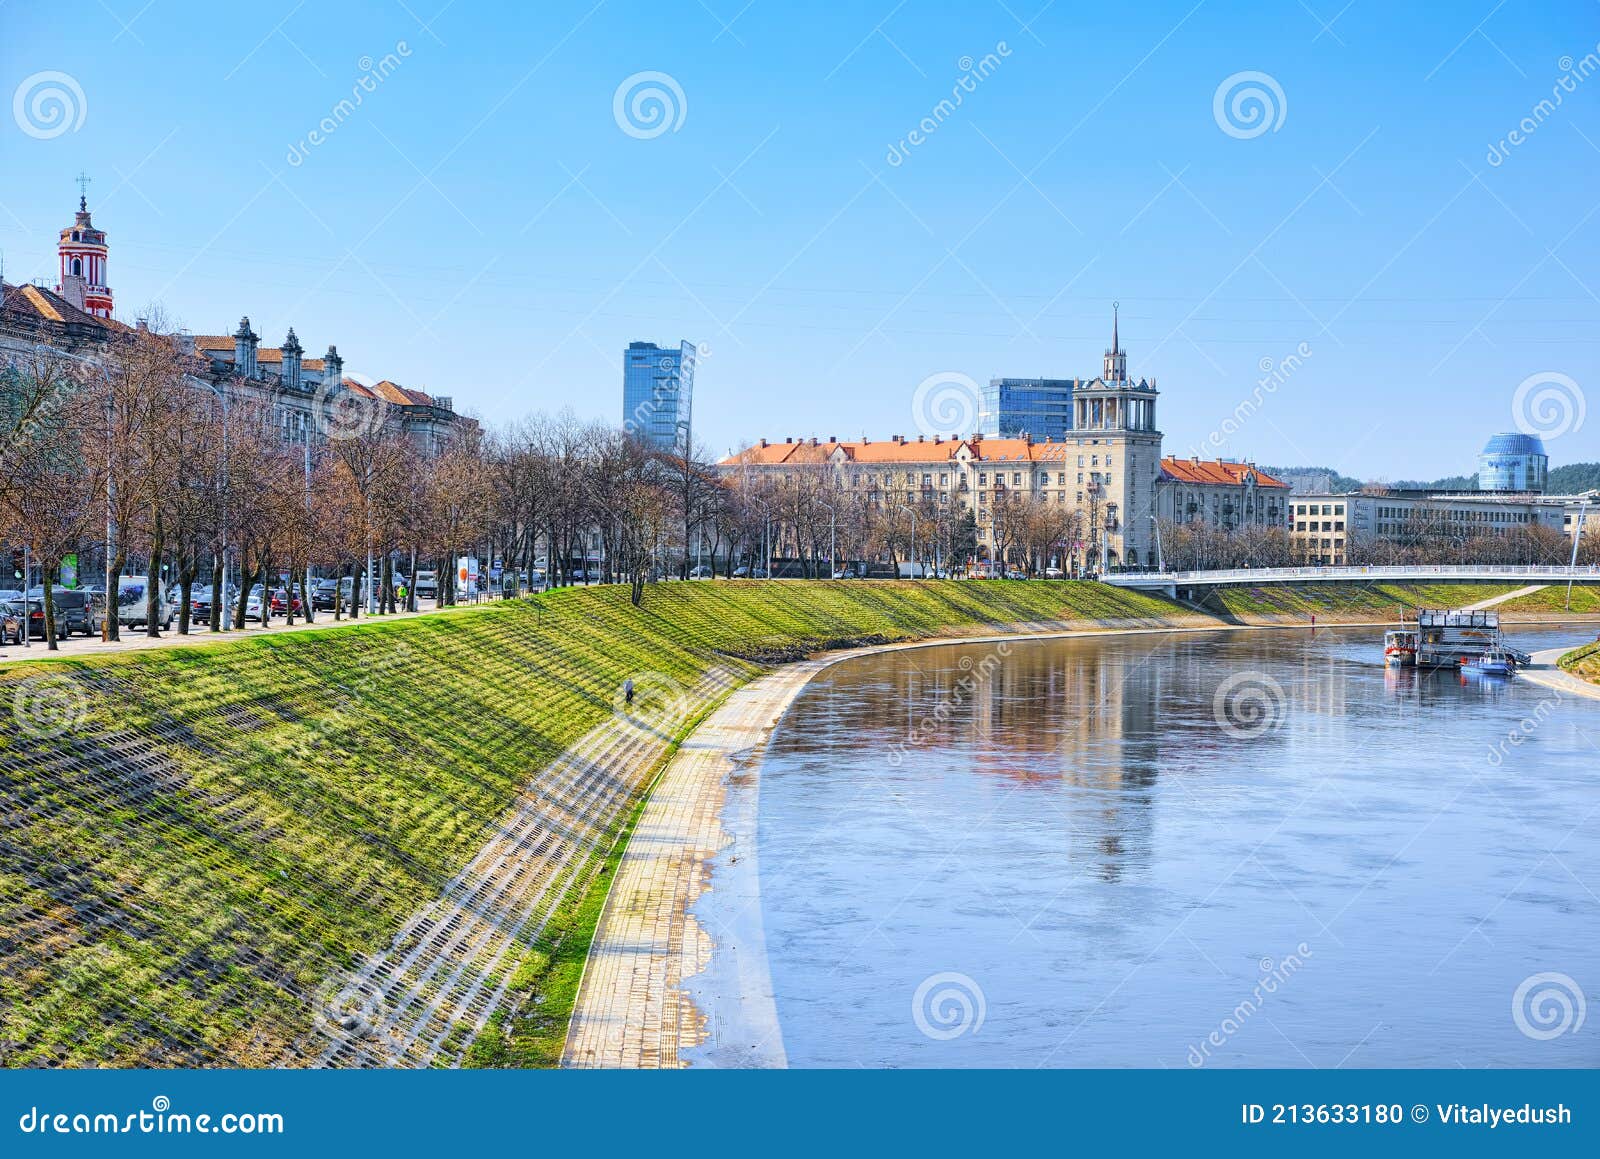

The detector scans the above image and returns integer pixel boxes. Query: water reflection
[719,626,1599,1069]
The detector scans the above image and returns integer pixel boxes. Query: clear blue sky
[3,0,1597,478]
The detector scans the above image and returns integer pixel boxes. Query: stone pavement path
[561,659,831,1069]
[1461,584,1548,611]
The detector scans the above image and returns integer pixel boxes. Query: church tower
[57,176,113,318]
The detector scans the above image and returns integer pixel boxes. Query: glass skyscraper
[1477,432,1549,492]
[622,340,696,452]
[979,377,1077,441]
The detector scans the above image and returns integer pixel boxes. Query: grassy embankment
[0,579,1203,1069]
[1558,640,1600,685]
[1199,581,1600,623]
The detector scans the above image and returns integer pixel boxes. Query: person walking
[623,677,635,705]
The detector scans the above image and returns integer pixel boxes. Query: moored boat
[1461,646,1516,677]
[1383,629,1418,667]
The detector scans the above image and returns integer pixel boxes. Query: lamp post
[817,498,836,578]
[752,498,771,577]
[899,504,917,577]
[1568,499,1590,612]
[1152,513,1166,573]
[202,380,231,631]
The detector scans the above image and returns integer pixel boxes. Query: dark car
[189,585,238,625]
[24,586,95,638]
[311,577,353,610]
[0,598,35,644]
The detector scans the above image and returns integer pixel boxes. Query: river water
[696,625,1600,1068]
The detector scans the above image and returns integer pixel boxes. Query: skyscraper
[622,340,696,452]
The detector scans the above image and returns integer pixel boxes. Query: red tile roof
[1160,457,1288,487]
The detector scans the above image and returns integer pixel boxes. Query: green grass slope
[1199,581,1582,621]
[0,579,1202,1068]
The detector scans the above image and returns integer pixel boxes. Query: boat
[1408,609,1531,671]
[1383,629,1418,667]
[1461,646,1517,677]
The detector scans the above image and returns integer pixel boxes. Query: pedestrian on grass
[624,677,635,705]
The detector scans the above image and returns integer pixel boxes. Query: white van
[117,575,176,629]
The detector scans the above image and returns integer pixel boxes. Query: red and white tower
[56,174,113,318]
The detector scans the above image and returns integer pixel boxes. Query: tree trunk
[178,562,196,635]
[209,554,224,632]
[301,563,314,623]
[106,550,126,642]
[407,547,418,611]
[41,562,59,651]
[146,508,165,637]
[350,565,362,620]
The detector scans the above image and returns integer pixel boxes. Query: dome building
[1477,432,1548,492]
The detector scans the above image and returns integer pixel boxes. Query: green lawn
[0,579,1201,1068]
[1495,582,1600,615]
[1559,640,1600,684]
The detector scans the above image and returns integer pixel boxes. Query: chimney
[281,327,304,389]
[60,274,87,310]
[233,316,259,378]
[785,436,793,443]
[759,438,769,447]
[434,396,453,412]
[829,435,837,443]
[135,317,149,333]
[175,330,195,357]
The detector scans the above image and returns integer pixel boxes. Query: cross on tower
[76,172,92,211]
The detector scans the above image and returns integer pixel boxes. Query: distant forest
[1263,462,1600,493]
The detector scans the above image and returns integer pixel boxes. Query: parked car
[1005,569,1028,581]
[414,569,438,598]
[311,577,353,610]
[0,598,35,644]
[1044,567,1064,579]
[688,565,714,579]
[115,576,176,630]
[23,586,96,638]
[269,586,304,615]
[188,584,238,625]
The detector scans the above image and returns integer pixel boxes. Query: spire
[76,172,91,213]
[1111,300,1120,353]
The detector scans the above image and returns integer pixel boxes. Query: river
[690,625,1599,1068]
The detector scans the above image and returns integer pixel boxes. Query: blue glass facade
[979,378,1077,441]
[1477,432,1548,492]
[622,340,695,451]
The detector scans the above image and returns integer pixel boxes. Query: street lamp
[817,498,837,578]
[1568,498,1590,612]
[201,380,231,631]
[898,504,917,578]
[752,498,771,577]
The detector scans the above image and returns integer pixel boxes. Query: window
[979,473,987,485]
[1077,455,1085,467]
[71,258,82,276]
[1057,473,1066,486]
[939,473,948,486]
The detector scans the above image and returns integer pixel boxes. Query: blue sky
[2,0,1597,477]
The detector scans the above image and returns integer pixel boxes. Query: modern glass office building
[978,377,1078,441]
[622,340,695,451]
[1477,432,1548,492]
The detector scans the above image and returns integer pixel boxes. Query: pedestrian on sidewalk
[623,677,635,705]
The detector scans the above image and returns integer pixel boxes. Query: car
[688,565,714,579]
[115,576,176,630]
[1044,567,1064,579]
[414,569,438,598]
[26,586,97,638]
[311,577,347,610]
[0,598,36,644]
[269,586,303,615]
[188,584,238,625]
[1005,569,1028,581]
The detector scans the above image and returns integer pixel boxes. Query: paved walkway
[1521,646,1600,702]
[1461,584,1548,611]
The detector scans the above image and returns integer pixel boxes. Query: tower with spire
[1103,300,1128,381]
[56,175,113,318]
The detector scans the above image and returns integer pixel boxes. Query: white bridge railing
[1102,564,1600,587]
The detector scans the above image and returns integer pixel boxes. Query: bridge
[1101,563,1600,598]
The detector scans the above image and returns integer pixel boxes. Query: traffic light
[10,549,21,581]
